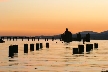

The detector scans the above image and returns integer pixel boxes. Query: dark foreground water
[0,39,108,72]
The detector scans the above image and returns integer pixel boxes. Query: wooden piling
[73,48,79,54]
[86,44,91,52]
[38,38,39,41]
[89,44,93,50]
[30,44,34,51]
[24,44,28,53]
[28,37,29,41]
[13,45,18,53]
[9,45,14,58]
[45,38,46,41]
[40,43,43,49]
[94,43,98,48]
[36,43,39,50]
[46,43,49,48]
[47,38,48,41]
[78,45,84,54]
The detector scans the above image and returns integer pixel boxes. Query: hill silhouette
[79,31,98,34]
[100,30,108,34]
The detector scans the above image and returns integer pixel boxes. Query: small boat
[0,39,5,43]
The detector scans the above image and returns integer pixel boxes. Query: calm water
[0,39,108,72]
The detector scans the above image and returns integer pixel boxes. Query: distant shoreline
[1,30,108,40]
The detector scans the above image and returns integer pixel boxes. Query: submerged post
[40,43,43,49]
[38,38,39,41]
[24,44,28,53]
[89,44,93,51]
[36,43,39,50]
[45,38,46,41]
[22,37,23,41]
[83,38,85,44]
[7,37,8,41]
[33,37,35,41]
[9,45,14,58]
[52,37,54,41]
[10,37,11,41]
[78,45,84,54]
[13,45,18,53]
[73,48,79,54]
[30,44,34,51]
[28,37,29,41]
[32,37,33,41]
[47,38,48,41]
[46,43,49,48]
[86,44,91,53]
[15,37,17,41]
[94,43,98,49]
[13,37,14,41]
[60,37,62,41]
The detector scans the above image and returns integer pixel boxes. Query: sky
[0,0,108,36]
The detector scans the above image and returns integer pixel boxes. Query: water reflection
[0,40,108,72]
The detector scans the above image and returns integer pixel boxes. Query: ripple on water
[0,40,108,72]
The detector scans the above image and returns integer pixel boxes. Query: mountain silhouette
[100,30,108,34]
[79,31,98,34]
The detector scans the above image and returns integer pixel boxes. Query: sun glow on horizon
[0,0,108,36]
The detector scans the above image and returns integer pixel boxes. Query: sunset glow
[0,0,108,36]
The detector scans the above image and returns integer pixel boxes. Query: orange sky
[0,0,108,36]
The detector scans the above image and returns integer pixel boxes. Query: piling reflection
[0,39,108,72]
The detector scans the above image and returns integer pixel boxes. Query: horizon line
[0,30,108,36]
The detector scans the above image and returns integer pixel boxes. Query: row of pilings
[0,36,62,41]
[9,43,49,58]
[9,42,98,58]
[72,43,98,54]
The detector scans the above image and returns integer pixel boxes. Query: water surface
[0,39,108,72]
